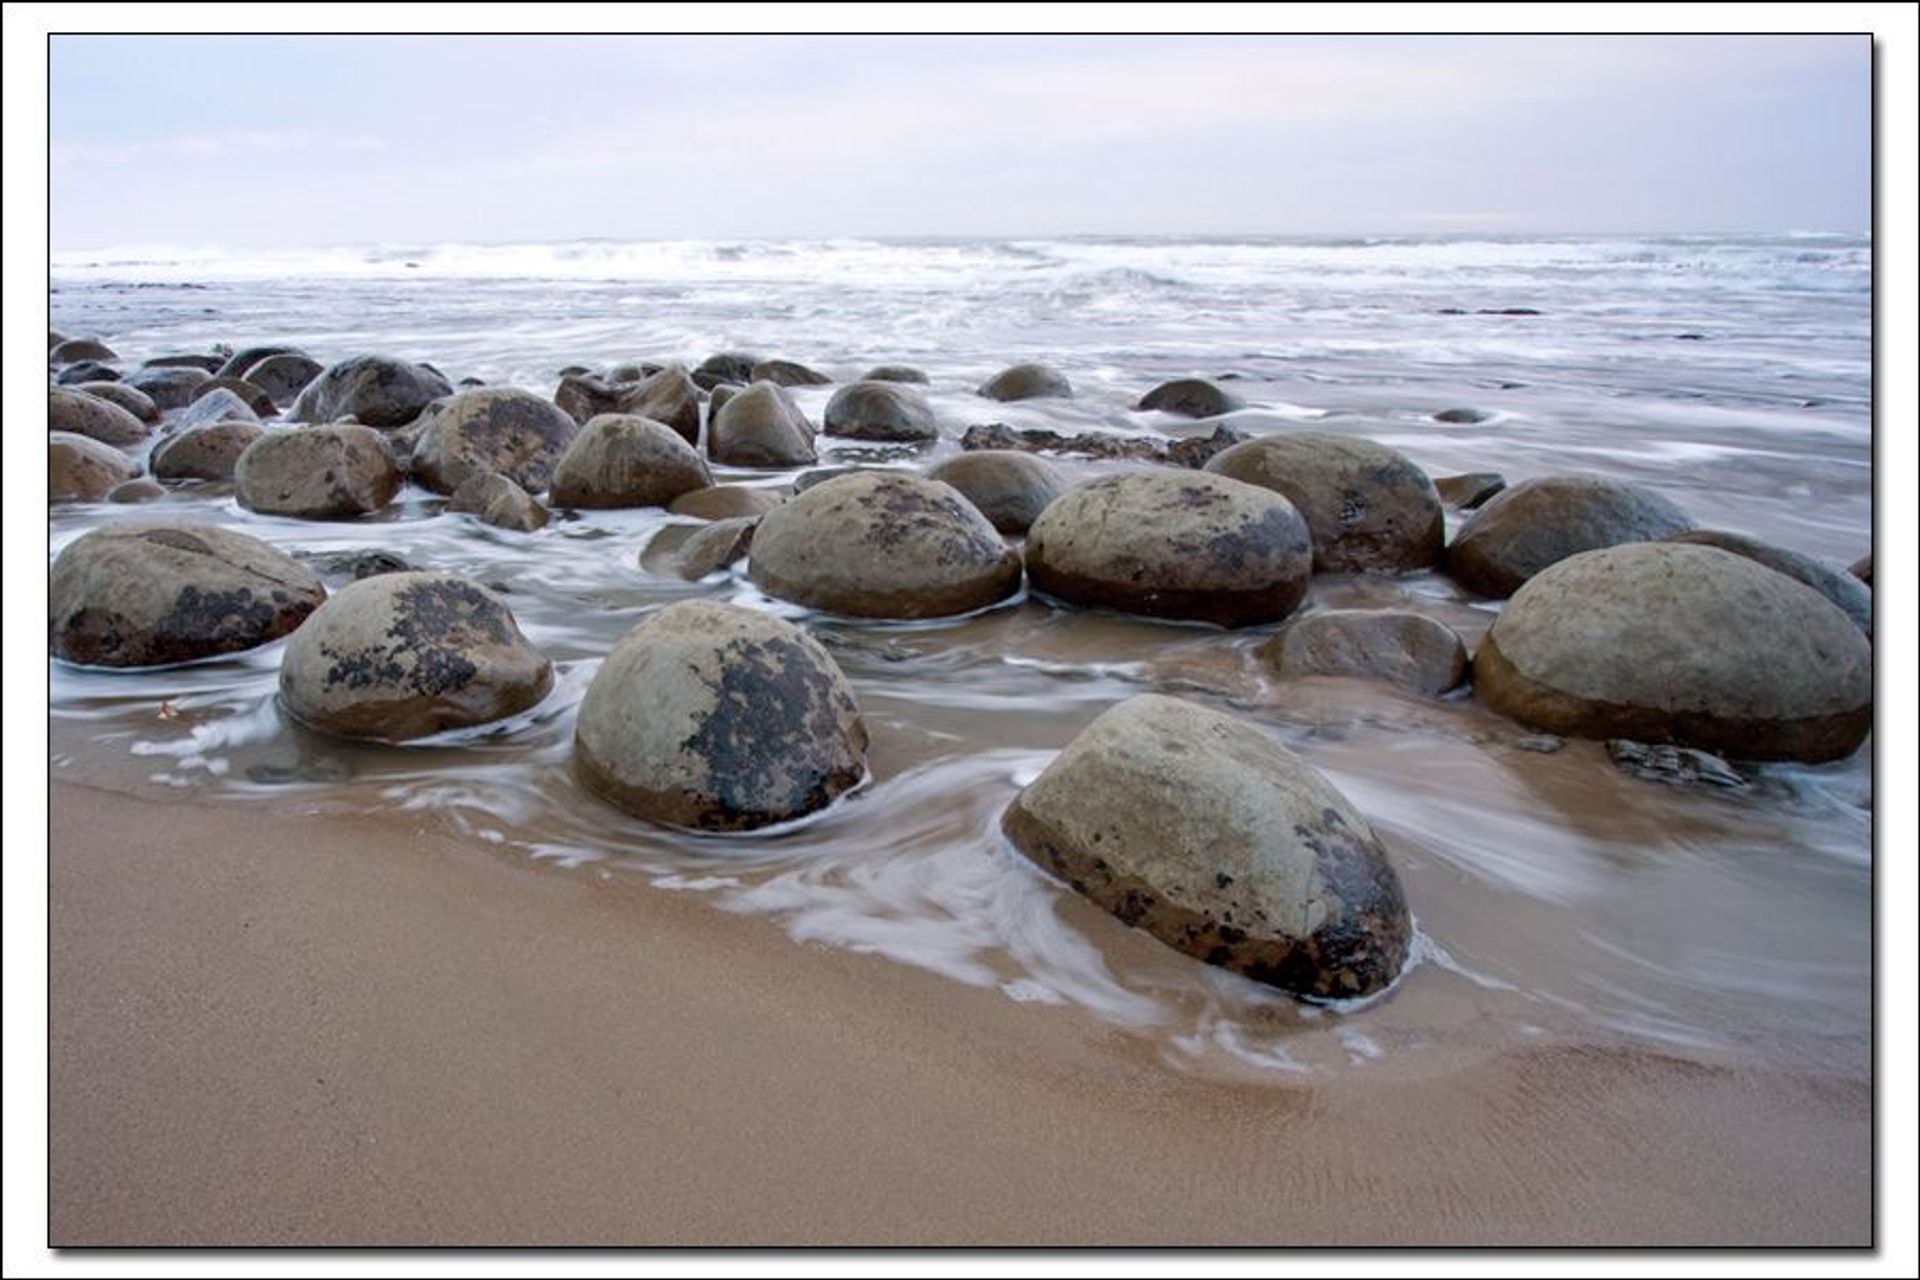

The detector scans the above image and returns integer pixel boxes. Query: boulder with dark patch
[1136,377,1243,418]
[448,471,550,532]
[668,484,784,521]
[124,366,211,411]
[925,450,1066,535]
[1261,610,1468,696]
[235,423,402,519]
[1663,529,1871,636]
[240,353,324,405]
[175,385,264,431]
[861,364,929,384]
[822,381,938,443]
[642,517,759,580]
[1024,471,1312,627]
[279,571,552,741]
[50,432,139,502]
[55,360,121,385]
[50,338,117,365]
[750,358,833,387]
[1447,475,1695,598]
[409,387,580,494]
[692,351,761,390]
[554,372,625,426]
[73,381,159,423]
[191,377,277,419]
[978,362,1072,402]
[1475,542,1871,763]
[215,345,304,380]
[49,387,151,447]
[574,600,867,831]
[707,380,818,468]
[749,471,1022,619]
[1433,472,1506,509]
[1002,694,1411,1000]
[151,420,266,483]
[548,414,713,509]
[615,363,702,446]
[287,354,454,428]
[1204,433,1443,574]
[49,521,325,667]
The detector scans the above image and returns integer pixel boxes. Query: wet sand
[49,780,1869,1247]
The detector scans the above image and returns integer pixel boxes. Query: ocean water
[48,233,1873,1083]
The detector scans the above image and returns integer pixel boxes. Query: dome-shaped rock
[548,414,713,508]
[925,450,1066,535]
[1447,475,1694,598]
[235,423,402,518]
[49,387,151,447]
[1663,529,1871,636]
[1136,377,1244,418]
[1204,433,1443,573]
[978,362,1071,402]
[151,420,265,483]
[409,387,580,494]
[707,380,818,468]
[124,366,210,411]
[73,381,159,423]
[822,381,938,443]
[1262,610,1468,696]
[288,354,453,429]
[448,471,550,531]
[50,432,138,502]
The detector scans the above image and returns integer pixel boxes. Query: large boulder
[1002,694,1411,1000]
[1204,433,1443,573]
[49,432,139,502]
[1663,529,1871,636]
[48,387,150,447]
[447,471,549,532]
[235,423,402,518]
[50,337,117,365]
[1261,610,1469,696]
[240,352,324,406]
[49,522,325,668]
[409,387,580,494]
[1023,471,1312,627]
[1475,543,1871,763]
[174,385,263,431]
[150,420,265,483]
[574,601,867,831]
[978,362,1072,402]
[287,354,454,428]
[749,471,1022,619]
[616,362,702,446]
[1136,377,1243,418]
[124,366,210,411]
[707,380,818,468]
[692,351,761,390]
[750,358,832,387]
[822,381,938,443]
[279,571,552,741]
[925,450,1066,535]
[72,380,159,423]
[554,373,624,425]
[1447,475,1694,598]
[548,414,713,508]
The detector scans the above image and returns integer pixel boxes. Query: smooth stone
[49,432,138,501]
[548,414,713,509]
[606,361,663,383]
[48,387,151,447]
[1447,475,1695,598]
[235,423,402,519]
[642,516,759,580]
[190,376,277,417]
[287,354,454,428]
[48,521,325,667]
[554,373,625,425]
[50,338,117,365]
[668,484,785,521]
[409,387,580,494]
[750,358,833,387]
[1001,693,1411,1000]
[1432,407,1491,424]
[1261,610,1469,696]
[1204,433,1444,573]
[279,572,552,741]
[448,472,550,532]
[106,478,167,503]
[978,362,1072,402]
[573,600,867,831]
[861,365,929,384]
[692,351,761,390]
[707,381,818,468]
[924,450,1066,535]
[142,353,227,373]
[1476,543,1871,763]
[1433,472,1507,509]
[215,345,304,380]
[1663,529,1871,636]
[822,381,938,442]
[1024,471,1312,627]
[175,385,264,430]
[705,383,741,422]
[238,353,323,405]
[616,363,702,446]
[124,366,210,411]
[150,421,265,482]
[55,360,121,385]
[73,380,159,423]
[749,471,1021,619]
[1136,377,1243,418]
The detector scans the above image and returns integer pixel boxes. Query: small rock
[1136,377,1243,418]
[1432,407,1490,424]
[861,365,929,384]
[106,478,168,504]
[978,362,1072,402]
[448,472,550,532]
[1262,610,1469,696]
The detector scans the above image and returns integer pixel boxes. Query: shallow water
[49,232,1872,1084]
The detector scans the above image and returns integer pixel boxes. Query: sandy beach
[49,779,1869,1247]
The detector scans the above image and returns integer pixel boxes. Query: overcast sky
[48,34,1869,247]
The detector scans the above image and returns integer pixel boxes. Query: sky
[48,33,1872,248]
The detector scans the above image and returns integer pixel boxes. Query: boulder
[1432,407,1491,424]
[978,362,1072,402]
[73,380,159,423]
[234,353,323,405]
[215,345,304,379]
[279,572,552,741]
[48,387,150,447]
[235,423,402,518]
[1002,694,1411,1000]
[409,387,580,494]
[49,432,138,501]
[861,365,929,384]
[1475,542,1871,763]
[692,351,760,390]
[707,380,817,468]
[1261,610,1468,696]
[643,517,759,580]
[50,337,117,365]
[606,361,663,383]
[124,366,210,411]
[55,360,121,385]
[1433,472,1506,509]
[142,353,226,373]
[791,466,880,494]
[174,385,263,431]
[1663,529,1871,636]
[1204,433,1443,573]
[554,373,625,425]
[287,354,453,428]
[150,420,265,482]
[574,600,867,831]
[822,380,938,442]
[48,521,325,667]
[1447,475,1695,598]
[1024,471,1312,627]
[750,358,832,387]
[106,478,167,504]
[616,362,702,446]
[548,414,713,508]
[668,484,785,521]
[749,471,1022,619]
[448,471,550,532]
[924,450,1066,535]
[190,376,277,417]
[1136,377,1243,418]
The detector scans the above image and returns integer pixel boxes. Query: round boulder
[1024,471,1312,627]
[692,351,760,390]
[189,376,276,419]
[235,424,402,518]
[925,450,1066,535]
[49,387,150,447]
[409,387,580,494]
[124,366,210,411]
[1475,542,1872,763]
[668,484,784,521]
[50,338,117,365]
[1447,475,1695,598]
[174,385,263,431]
[822,381,938,443]
[861,365,929,384]
[73,381,159,423]
[1204,433,1443,573]
[287,354,454,428]
[216,345,304,379]
[978,362,1072,402]
[750,358,832,387]
[55,360,121,385]
[1136,377,1243,418]
[1002,694,1411,1000]
[574,600,867,831]
[749,471,1022,619]
[49,521,325,668]
[1262,610,1469,696]
[1663,529,1871,636]
[235,352,323,405]
[151,420,266,483]
[448,472,549,532]
[279,572,552,741]
[615,363,702,446]
[50,432,138,502]
[107,478,167,504]
[548,414,713,508]
[707,380,817,468]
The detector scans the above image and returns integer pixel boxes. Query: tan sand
[49,780,1869,1247]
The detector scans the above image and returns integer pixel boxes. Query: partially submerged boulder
[288,354,453,428]
[72,380,159,423]
[822,380,938,442]
[49,387,151,447]
[150,420,265,483]
[188,376,276,419]
[1447,475,1694,598]
[50,432,139,502]
[1136,377,1243,418]
[1262,610,1468,696]
[692,351,760,390]
[548,414,713,508]
[447,471,549,532]
[668,484,784,521]
[861,364,929,384]
[409,387,580,494]
[124,366,210,411]
[235,423,402,518]
[174,385,263,432]
[750,358,832,387]
[978,362,1072,402]
[1663,529,1871,636]
[235,352,323,405]
[1204,433,1443,573]
[707,380,817,468]
[50,337,117,365]
[924,450,1066,535]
